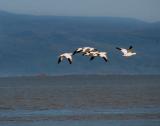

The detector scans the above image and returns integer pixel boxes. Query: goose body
[116,46,136,57]
[58,53,73,64]
[85,51,108,62]
[73,47,97,55]
[98,52,108,62]
[84,51,99,57]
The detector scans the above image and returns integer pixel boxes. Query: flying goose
[84,51,108,62]
[58,53,73,64]
[116,46,136,57]
[73,47,97,55]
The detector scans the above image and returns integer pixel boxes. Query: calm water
[0,75,160,126]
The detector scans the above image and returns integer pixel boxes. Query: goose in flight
[84,51,108,62]
[116,46,136,57]
[84,51,99,57]
[73,47,97,55]
[58,53,73,64]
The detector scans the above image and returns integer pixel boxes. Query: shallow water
[0,75,160,126]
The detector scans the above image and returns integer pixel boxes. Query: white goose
[116,46,136,57]
[84,51,108,62]
[73,47,97,55]
[84,51,99,57]
[58,53,73,64]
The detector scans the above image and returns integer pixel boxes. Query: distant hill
[0,11,160,76]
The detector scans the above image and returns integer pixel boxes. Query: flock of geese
[58,46,136,64]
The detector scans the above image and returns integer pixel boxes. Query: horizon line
[0,9,159,23]
[0,73,159,78]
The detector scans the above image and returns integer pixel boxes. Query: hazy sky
[0,0,159,22]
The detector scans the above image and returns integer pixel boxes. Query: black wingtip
[129,45,133,49]
[94,48,98,51]
[90,57,95,61]
[103,57,108,62]
[73,50,82,55]
[116,47,121,50]
[58,59,61,64]
[68,58,72,64]
[73,51,77,55]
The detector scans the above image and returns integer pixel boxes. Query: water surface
[0,75,160,126]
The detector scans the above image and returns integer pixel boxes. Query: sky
[0,0,159,22]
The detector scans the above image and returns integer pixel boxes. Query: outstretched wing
[68,58,72,64]
[73,50,77,55]
[90,56,95,61]
[127,46,134,53]
[58,57,62,64]
[116,47,128,55]
[103,57,108,62]
[85,48,90,52]
[73,49,82,55]
[128,46,133,50]
[116,47,121,50]
[94,48,98,51]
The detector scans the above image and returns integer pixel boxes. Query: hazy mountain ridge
[0,11,160,76]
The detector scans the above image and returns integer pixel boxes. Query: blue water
[0,75,160,126]
[0,107,160,117]
[1,120,160,126]
[0,107,160,126]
